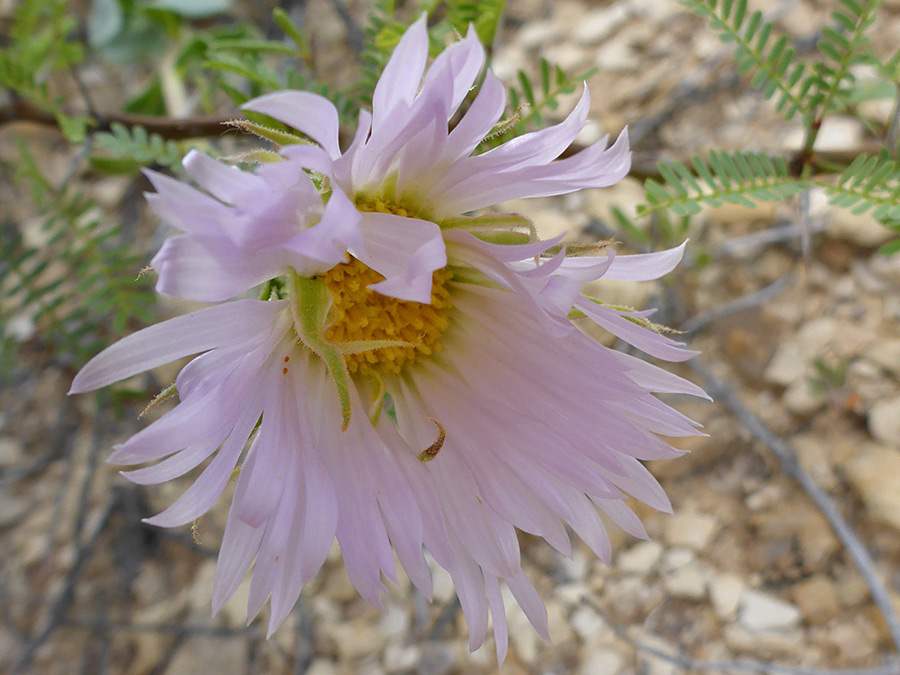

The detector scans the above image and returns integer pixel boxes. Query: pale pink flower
[71,17,707,663]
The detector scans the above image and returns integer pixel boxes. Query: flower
[70,16,707,663]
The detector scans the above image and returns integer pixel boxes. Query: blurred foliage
[1,143,155,373]
[613,0,900,252]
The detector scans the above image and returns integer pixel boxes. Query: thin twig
[292,601,314,675]
[427,596,461,639]
[0,395,76,485]
[0,99,237,140]
[687,359,900,655]
[887,89,900,154]
[715,220,827,259]
[681,274,793,335]
[63,617,257,637]
[328,0,364,54]
[581,595,899,675]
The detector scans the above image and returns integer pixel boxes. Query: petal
[612,350,710,399]
[183,149,262,203]
[333,109,372,188]
[151,235,272,302]
[575,297,697,362]
[140,388,264,527]
[242,91,341,158]
[372,15,429,131]
[506,570,549,641]
[143,169,229,238]
[438,127,631,214]
[602,241,687,281]
[418,26,485,119]
[484,574,508,665]
[211,472,265,614]
[445,70,506,161]
[353,212,447,303]
[70,300,285,394]
[281,184,363,270]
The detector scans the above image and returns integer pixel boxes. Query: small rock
[305,659,338,675]
[784,117,864,152]
[548,602,575,644]
[572,5,631,44]
[380,602,409,639]
[844,444,900,531]
[709,572,745,619]
[505,587,539,662]
[555,581,590,608]
[616,541,662,575]
[663,511,718,550]
[659,547,695,572]
[165,638,247,675]
[764,318,837,387]
[518,21,562,49]
[384,644,420,673]
[663,566,707,600]
[835,572,870,608]
[868,338,900,379]
[739,589,801,631]
[544,43,588,71]
[570,605,614,643]
[868,395,900,447]
[783,378,827,416]
[724,625,805,656]
[331,620,385,661]
[745,483,784,512]
[579,650,625,675]
[0,437,23,468]
[793,575,840,625]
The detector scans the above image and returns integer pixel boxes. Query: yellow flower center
[318,197,450,378]
[322,258,452,376]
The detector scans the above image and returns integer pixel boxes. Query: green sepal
[139,382,178,418]
[288,273,352,430]
[224,119,312,146]
[441,212,535,235]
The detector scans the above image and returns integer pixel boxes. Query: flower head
[71,17,707,663]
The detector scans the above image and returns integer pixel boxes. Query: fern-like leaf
[90,123,183,175]
[681,0,814,121]
[447,0,506,46]
[825,153,900,223]
[485,60,595,147]
[805,0,882,123]
[637,151,806,216]
[1,192,155,373]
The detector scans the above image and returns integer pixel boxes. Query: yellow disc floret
[322,258,452,376]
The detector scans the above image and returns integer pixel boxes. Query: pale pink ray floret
[71,16,708,664]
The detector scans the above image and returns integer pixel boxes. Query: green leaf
[148,0,232,18]
[878,238,900,255]
[124,76,166,115]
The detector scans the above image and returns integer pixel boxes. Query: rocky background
[3,0,900,673]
